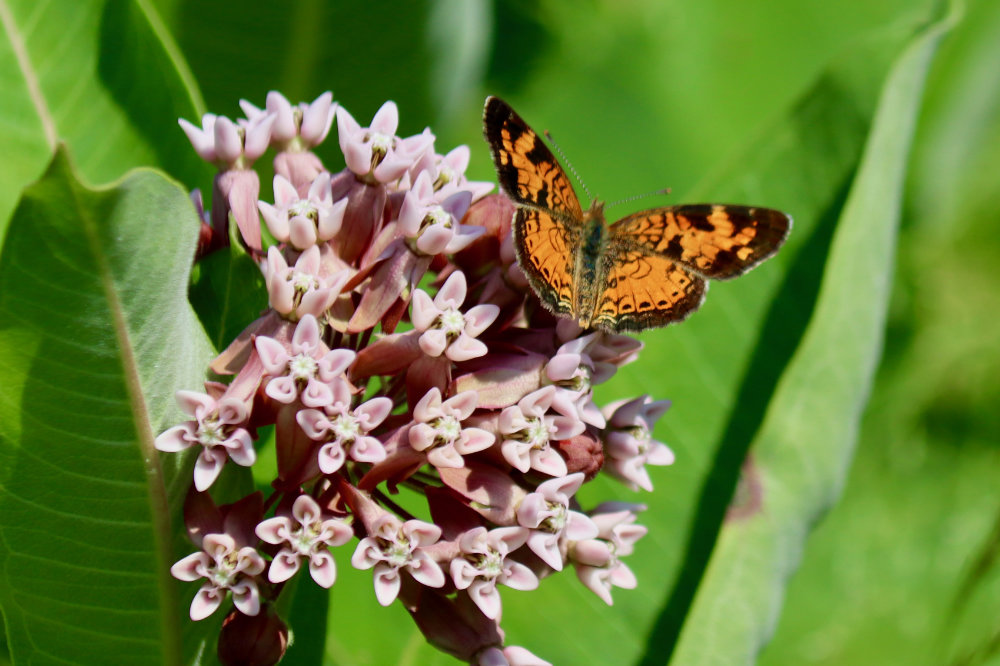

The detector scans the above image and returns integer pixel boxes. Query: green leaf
[666,2,961,664]
[188,221,267,355]
[0,150,214,665]
[0,0,210,240]
[761,0,1000,661]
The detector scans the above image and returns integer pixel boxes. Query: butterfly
[483,96,791,333]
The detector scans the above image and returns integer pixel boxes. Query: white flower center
[368,131,393,155]
[438,308,466,337]
[424,206,452,230]
[476,549,504,580]
[434,414,462,445]
[292,524,319,555]
[435,163,456,189]
[198,419,225,447]
[541,501,567,533]
[385,539,412,568]
[288,353,318,380]
[524,417,550,449]
[331,412,361,443]
[289,199,316,218]
[209,553,239,588]
[290,270,318,292]
[630,424,651,454]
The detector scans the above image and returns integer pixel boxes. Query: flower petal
[268,550,302,583]
[190,585,225,621]
[309,550,337,588]
[373,563,401,606]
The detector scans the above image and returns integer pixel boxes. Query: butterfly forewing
[609,204,791,279]
[483,97,584,220]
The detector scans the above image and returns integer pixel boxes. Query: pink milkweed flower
[411,271,499,362]
[337,101,434,184]
[265,246,350,320]
[254,314,355,407]
[170,533,266,620]
[498,386,584,477]
[155,391,256,491]
[398,171,483,255]
[570,503,647,605]
[475,645,553,666]
[602,396,675,491]
[410,144,495,203]
[179,112,275,169]
[258,172,347,250]
[408,388,494,469]
[255,494,353,587]
[450,526,538,620]
[543,337,616,428]
[298,387,393,474]
[351,514,446,606]
[516,473,598,570]
[240,91,336,149]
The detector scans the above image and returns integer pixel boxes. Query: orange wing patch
[611,204,790,279]
[512,208,578,316]
[483,96,583,219]
[590,250,707,331]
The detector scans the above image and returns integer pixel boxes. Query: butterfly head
[583,199,606,225]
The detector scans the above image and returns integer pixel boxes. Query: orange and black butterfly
[483,96,791,332]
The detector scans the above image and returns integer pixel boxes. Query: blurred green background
[3,0,999,663]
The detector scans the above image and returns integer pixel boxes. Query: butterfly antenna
[544,129,593,203]
[606,187,672,209]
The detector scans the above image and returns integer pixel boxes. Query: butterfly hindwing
[591,249,707,332]
[512,207,579,318]
[609,204,791,279]
[483,96,584,219]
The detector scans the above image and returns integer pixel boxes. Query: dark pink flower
[166,91,685,665]
[217,608,289,666]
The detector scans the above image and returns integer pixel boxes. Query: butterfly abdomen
[574,212,608,326]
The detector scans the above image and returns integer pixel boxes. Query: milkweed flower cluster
[160,90,675,666]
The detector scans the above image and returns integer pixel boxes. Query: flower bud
[217,608,288,666]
